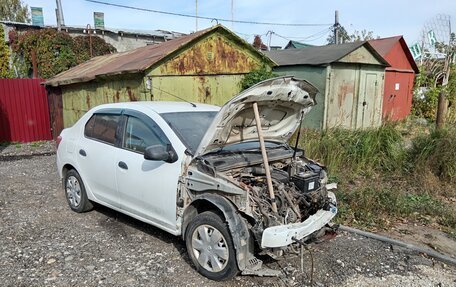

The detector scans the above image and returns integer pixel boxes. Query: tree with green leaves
[327,26,377,44]
[0,0,30,23]
[413,33,455,125]
[327,25,350,44]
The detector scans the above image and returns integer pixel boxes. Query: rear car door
[77,110,122,208]
[116,110,183,232]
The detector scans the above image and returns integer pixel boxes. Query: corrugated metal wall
[0,79,52,142]
[61,75,147,127]
[272,47,386,130]
[147,32,265,106]
[381,41,416,121]
[273,66,327,129]
[383,71,414,121]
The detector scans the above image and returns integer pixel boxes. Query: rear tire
[185,211,239,281]
[64,169,93,213]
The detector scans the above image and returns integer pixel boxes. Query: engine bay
[223,156,331,248]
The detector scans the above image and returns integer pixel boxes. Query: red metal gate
[0,79,52,142]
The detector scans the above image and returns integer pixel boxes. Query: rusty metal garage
[45,25,275,138]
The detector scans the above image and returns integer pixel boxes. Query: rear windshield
[161,111,217,154]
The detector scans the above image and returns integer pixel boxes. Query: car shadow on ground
[91,202,193,266]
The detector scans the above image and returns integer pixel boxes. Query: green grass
[297,124,456,235]
[300,123,405,177]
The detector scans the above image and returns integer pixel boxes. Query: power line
[270,28,331,44]
[85,0,332,27]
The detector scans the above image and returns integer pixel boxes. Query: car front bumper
[261,191,337,248]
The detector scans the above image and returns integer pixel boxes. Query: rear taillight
[56,136,62,150]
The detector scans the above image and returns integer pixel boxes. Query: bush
[9,28,116,79]
[240,65,276,90]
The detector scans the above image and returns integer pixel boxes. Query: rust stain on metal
[45,25,274,87]
[127,87,137,101]
[159,34,260,75]
[337,82,354,108]
[86,95,91,109]
[112,90,120,103]
[44,28,214,87]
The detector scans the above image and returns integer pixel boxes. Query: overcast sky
[22,0,456,48]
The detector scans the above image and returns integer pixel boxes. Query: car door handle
[118,161,128,170]
[79,149,87,157]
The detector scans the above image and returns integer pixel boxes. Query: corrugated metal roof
[45,25,275,87]
[265,41,389,66]
[369,36,419,73]
[368,36,402,56]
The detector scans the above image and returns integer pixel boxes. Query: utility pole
[195,0,198,31]
[267,31,273,51]
[231,0,234,29]
[55,0,65,31]
[334,10,339,44]
[86,24,93,58]
[436,17,453,129]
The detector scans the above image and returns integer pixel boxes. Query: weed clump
[409,127,456,183]
[297,124,456,234]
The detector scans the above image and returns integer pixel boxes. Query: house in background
[283,40,314,49]
[1,21,184,53]
[266,42,389,129]
[45,25,275,138]
[369,36,419,121]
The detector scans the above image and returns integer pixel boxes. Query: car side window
[84,114,120,145]
[122,116,168,154]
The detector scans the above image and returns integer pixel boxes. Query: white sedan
[56,76,337,281]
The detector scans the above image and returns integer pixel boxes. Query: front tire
[185,211,239,281]
[64,169,93,213]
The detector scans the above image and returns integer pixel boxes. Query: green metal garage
[266,42,389,129]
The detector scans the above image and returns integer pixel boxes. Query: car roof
[91,101,220,114]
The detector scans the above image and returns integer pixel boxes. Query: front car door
[116,109,184,233]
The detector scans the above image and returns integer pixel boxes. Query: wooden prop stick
[252,102,278,213]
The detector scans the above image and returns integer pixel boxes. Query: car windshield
[161,111,218,154]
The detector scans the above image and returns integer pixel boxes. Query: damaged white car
[56,76,337,280]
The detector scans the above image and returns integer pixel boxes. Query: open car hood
[194,76,319,157]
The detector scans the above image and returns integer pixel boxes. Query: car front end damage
[180,76,338,277]
[182,148,338,276]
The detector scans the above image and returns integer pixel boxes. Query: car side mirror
[144,144,178,163]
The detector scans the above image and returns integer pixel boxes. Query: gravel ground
[0,143,455,286]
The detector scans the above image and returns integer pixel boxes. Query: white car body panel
[56,101,219,235]
[195,77,318,157]
[261,191,337,248]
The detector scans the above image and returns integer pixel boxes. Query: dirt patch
[381,223,456,259]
